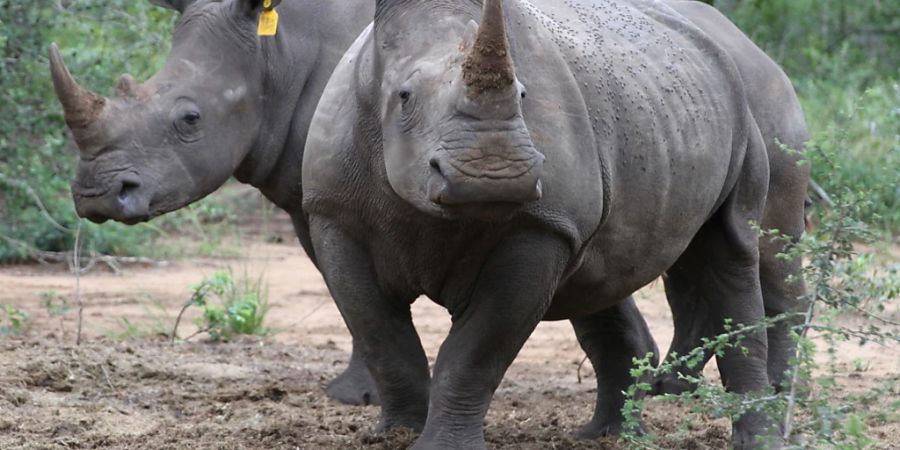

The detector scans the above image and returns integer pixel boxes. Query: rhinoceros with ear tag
[49,0,385,405]
[302,0,807,448]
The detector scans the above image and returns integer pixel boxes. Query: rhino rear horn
[49,43,107,131]
[462,0,515,96]
[116,74,142,99]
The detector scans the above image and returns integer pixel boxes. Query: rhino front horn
[462,0,515,96]
[49,43,107,131]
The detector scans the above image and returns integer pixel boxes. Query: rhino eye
[398,90,411,103]
[181,111,201,125]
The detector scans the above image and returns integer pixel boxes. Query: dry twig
[74,221,83,345]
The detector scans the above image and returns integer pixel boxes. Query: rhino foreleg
[414,232,571,450]
[311,218,429,432]
[572,296,658,439]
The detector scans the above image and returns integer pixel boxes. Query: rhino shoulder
[302,23,375,212]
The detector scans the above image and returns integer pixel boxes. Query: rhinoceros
[48,0,384,405]
[302,0,807,448]
[653,0,809,396]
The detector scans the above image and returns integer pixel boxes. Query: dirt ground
[1,212,897,449]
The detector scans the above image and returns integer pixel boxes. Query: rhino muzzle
[427,133,544,207]
[73,172,151,225]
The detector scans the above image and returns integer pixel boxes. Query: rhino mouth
[436,201,526,222]
[426,138,544,210]
[72,171,154,225]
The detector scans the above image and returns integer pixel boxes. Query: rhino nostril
[429,158,443,177]
[118,179,141,202]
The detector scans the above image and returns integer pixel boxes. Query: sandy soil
[0,213,897,449]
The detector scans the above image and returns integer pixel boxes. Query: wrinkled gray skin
[49,0,382,405]
[654,0,809,397]
[303,0,807,449]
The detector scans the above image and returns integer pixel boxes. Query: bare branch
[74,221,83,346]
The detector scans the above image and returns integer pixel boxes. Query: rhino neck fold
[235,1,375,214]
[233,28,321,214]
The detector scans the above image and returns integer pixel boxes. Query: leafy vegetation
[620,144,899,448]
[0,303,30,335]
[173,270,271,342]
[719,0,900,231]
[1,1,177,262]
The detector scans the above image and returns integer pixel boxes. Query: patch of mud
[0,337,739,450]
[1,212,896,449]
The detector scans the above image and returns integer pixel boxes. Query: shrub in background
[1,1,176,262]
[723,0,899,232]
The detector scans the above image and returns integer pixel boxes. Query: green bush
[720,0,899,232]
[620,190,899,448]
[176,270,271,342]
[803,81,899,231]
[0,304,30,335]
[724,0,897,79]
[0,1,177,262]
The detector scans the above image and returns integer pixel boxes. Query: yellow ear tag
[257,1,279,36]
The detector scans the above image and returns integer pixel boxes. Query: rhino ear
[235,0,282,17]
[460,20,479,52]
[149,0,196,13]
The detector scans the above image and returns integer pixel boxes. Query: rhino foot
[650,372,699,396]
[574,418,637,440]
[732,411,784,450]
[326,362,381,406]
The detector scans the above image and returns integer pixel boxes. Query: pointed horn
[115,74,141,99]
[49,43,107,130]
[462,0,515,96]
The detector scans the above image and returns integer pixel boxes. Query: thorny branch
[783,222,843,441]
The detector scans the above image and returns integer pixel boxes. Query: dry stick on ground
[172,282,214,343]
[73,221,84,346]
[99,362,116,390]
[181,326,214,342]
[0,232,163,274]
[576,355,589,384]
[171,301,195,344]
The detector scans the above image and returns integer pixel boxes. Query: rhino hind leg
[757,183,807,391]
[572,296,659,439]
[652,278,714,396]
[672,137,782,449]
[655,139,809,396]
[654,212,806,397]
[654,244,804,396]
[326,340,382,406]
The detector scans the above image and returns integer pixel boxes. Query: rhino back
[667,0,810,214]
[303,0,764,302]
[512,0,757,296]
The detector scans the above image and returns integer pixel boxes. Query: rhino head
[51,0,281,224]
[373,0,543,220]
